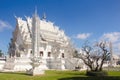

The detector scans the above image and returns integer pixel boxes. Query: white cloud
[101,32,120,42]
[100,32,120,55]
[76,33,91,40]
[0,20,13,32]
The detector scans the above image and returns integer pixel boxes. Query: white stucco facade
[5,12,79,71]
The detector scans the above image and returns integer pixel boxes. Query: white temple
[0,11,119,72]
[9,14,68,58]
[4,11,81,71]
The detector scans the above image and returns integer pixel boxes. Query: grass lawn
[0,70,120,80]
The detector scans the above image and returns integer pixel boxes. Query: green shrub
[86,71,108,76]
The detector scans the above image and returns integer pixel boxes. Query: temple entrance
[40,51,43,56]
[48,52,51,57]
[62,53,64,58]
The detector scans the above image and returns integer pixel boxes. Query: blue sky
[0,0,120,54]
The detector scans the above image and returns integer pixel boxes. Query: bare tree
[78,41,110,71]
[64,39,76,58]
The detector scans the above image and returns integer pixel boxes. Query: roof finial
[14,14,17,19]
[42,12,46,20]
[35,6,37,16]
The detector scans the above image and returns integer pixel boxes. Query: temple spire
[35,6,37,16]
[32,7,41,57]
[42,12,46,20]
[109,41,113,67]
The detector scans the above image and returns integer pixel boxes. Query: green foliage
[108,71,120,76]
[0,70,86,80]
[86,71,108,76]
[0,70,119,80]
[59,77,120,80]
[0,50,3,57]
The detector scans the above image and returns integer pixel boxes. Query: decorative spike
[42,12,46,20]
[35,6,37,16]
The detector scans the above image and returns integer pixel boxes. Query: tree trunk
[99,59,104,71]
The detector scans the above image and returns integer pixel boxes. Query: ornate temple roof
[14,13,68,45]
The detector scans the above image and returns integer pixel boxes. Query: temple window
[62,53,64,58]
[40,51,43,56]
[48,52,51,57]
[30,50,32,54]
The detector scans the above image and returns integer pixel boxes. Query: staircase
[3,58,15,71]
[65,58,79,70]
[3,57,32,72]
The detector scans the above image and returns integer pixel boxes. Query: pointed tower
[42,12,46,20]
[28,9,45,75]
[109,41,113,67]
[32,9,40,57]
